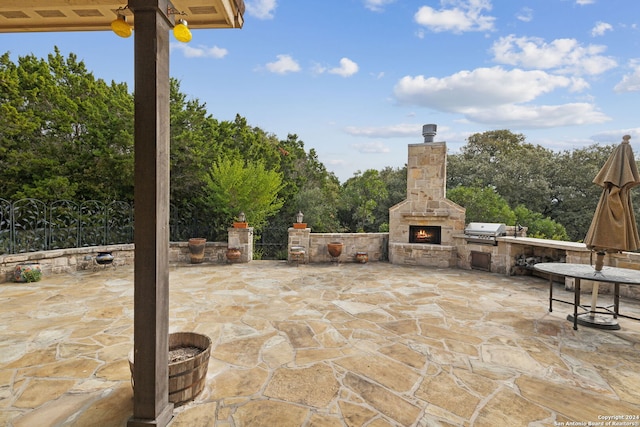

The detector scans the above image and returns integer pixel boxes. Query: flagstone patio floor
[1,261,640,426]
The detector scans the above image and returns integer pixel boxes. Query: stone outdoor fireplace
[388,125,466,267]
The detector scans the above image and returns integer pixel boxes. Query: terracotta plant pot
[293,223,307,229]
[233,221,248,228]
[226,247,241,263]
[355,252,369,264]
[188,238,206,264]
[327,242,343,258]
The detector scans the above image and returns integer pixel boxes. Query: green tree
[448,186,516,225]
[373,166,407,232]
[269,134,343,233]
[447,130,555,215]
[0,48,134,202]
[513,205,569,240]
[341,169,388,232]
[202,157,284,233]
[546,144,617,241]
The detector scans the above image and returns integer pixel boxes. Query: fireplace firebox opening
[409,225,441,244]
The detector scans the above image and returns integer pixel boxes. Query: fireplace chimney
[422,124,437,143]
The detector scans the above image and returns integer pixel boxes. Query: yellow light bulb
[173,20,192,43]
[111,15,132,38]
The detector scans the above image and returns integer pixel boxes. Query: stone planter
[188,238,206,264]
[129,332,212,406]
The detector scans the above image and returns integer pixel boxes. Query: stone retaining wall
[0,242,229,283]
[287,228,388,263]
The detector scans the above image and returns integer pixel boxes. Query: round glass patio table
[533,263,640,330]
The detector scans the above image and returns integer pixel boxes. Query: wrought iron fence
[0,198,136,254]
[254,224,289,260]
[0,198,288,257]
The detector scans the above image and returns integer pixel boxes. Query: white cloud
[344,124,422,138]
[516,7,533,22]
[491,35,617,75]
[592,128,640,143]
[467,103,610,127]
[351,141,391,153]
[614,60,640,92]
[171,44,228,59]
[363,0,396,12]
[591,21,613,37]
[394,67,586,110]
[245,0,277,19]
[576,0,595,4]
[414,0,495,33]
[265,54,301,74]
[392,67,606,128]
[328,58,359,77]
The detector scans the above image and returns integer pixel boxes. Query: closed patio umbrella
[582,135,640,327]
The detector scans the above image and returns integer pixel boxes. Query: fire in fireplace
[409,226,441,244]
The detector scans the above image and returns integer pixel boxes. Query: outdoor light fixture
[111,13,132,38]
[173,19,192,42]
[238,212,246,223]
[296,211,304,224]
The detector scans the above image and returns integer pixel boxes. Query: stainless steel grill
[464,222,506,245]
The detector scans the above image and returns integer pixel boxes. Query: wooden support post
[127,0,173,425]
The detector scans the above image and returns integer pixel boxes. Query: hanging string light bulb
[111,13,132,38]
[173,19,192,43]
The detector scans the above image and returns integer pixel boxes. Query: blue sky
[2,0,640,182]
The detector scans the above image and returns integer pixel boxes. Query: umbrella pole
[590,251,604,317]
[589,282,599,318]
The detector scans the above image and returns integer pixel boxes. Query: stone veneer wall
[0,241,230,283]
[388,242,458,268]
[4,232,640,302]
[287,228,388,263]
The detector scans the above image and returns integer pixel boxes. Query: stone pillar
[128,0,173,426]
[407,142,447,202]
[288,227,311,263]
[228,227,253,262]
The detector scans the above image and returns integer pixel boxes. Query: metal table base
[535,263,640,330]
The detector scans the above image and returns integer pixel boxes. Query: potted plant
[14,263,42,283]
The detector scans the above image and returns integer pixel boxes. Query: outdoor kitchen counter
[534,262,640,330]
[497,236,590,251]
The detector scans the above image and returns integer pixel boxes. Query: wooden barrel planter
[129,332,212,406]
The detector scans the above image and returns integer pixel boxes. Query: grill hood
[465,223,506,236]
